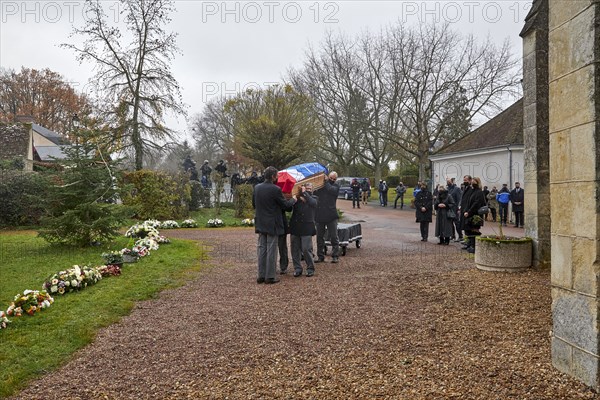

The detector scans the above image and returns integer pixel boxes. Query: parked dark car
[336,177,366,200]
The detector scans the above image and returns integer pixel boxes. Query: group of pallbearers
[253,167,341,284]
[414,176,525,253]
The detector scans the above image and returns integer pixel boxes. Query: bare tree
[288,33,365,174]
[63,0,186,170]
[385,23,521,180]
[189,96,234,163]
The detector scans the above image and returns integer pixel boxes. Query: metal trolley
[324,222,362,256]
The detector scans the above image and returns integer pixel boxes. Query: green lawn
[0,231,205,398]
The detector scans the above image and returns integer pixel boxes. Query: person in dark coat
[434,187,455,245]
[458,175,473,242]
[496,184,511,226]
[414,183,433,241]
[394,182,407,209]
[350,178,361,209]
[463,177,487,254]
[253,166,297,284]
[289,182,317,277]
[315,171,340,263]
[510,182,525,228]
[360,178,371,205]
[278,208,292,275]
[446,179,462,240]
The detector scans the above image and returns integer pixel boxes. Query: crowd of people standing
[251,166,526,284]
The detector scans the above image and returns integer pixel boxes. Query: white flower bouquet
[181,219,198,228]
[206,218,224,228]
[143,219,162,228]
[42,265,102,295]
[160,220,180,229]
[125,222,160,239]
[241,218,254,227]
[135,238,159,251]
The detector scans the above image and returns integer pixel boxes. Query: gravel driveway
[12,201,598,399]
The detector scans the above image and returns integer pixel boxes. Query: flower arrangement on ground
[154,235,170,244]
[160,220,180,229]
[98,264,122,277]
[125,222,160,239]
[241,218,254,227]
[6,290,54,317]
[143,219,162,228]
[42,265,103,295]
[206,218,224,228]
[135,238,159,251]
[0,311,10,329]
[102,250,124,265]
[181,219,198,228]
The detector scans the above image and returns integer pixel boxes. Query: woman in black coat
[434,187,455,245]
[414,183,433,241]
[463,177,487,253]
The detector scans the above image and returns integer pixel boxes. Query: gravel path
[12,202,599,399]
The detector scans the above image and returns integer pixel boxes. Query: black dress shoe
[293,271,302,277]
[306,271,314,277]
[257,278,265,284]
[265,278,280,284]
[314,258,325,263]
[331,258,339,263]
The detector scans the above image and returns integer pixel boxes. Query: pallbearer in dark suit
[289,182,318,277]
[253,167,297,284]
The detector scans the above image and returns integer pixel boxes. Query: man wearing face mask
[289,183,318,277]
[253,166,297,284]
[510,182,525,228]
[314,172,341,263]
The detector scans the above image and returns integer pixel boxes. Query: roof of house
[32,123,70,145]
[433,99,523,156]
[0,123,30,160]
[34,145,69,161]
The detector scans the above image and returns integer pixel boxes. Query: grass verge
[0,232,205,398]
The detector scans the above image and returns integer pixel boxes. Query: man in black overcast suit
[253,166,297,284]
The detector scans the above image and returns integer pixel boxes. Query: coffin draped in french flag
[277,162,328,198]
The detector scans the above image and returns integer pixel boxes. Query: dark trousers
[490,207,497,222]
[454,212,463,239]
[514,212,524,227]
[394,195,404,208]
[352,193,360,208]
[499,203,509,224]
[420,221,429,240]
[316,220,339,259]
[278,234,288,272]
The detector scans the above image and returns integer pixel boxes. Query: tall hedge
[233,184,254,218]
[122,170,191,220]
[0,171,49,227]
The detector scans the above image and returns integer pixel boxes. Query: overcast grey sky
[1,0,531,137]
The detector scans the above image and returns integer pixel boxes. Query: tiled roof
[0,123,30,159]
[34,145,70,161]
[434,99,523,156]
[32,123,70,145]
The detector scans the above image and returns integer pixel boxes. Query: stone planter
[475,237,533,272]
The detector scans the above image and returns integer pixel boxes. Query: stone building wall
[548,0,600,388]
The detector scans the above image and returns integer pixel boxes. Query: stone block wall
[549,0,600,388]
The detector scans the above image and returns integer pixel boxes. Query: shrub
[385,175,400,187]
[189,180,211,210]
[121,170,191,220]
[0,170,49,227]
[233,184,254,218]
[38,142,125,246]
